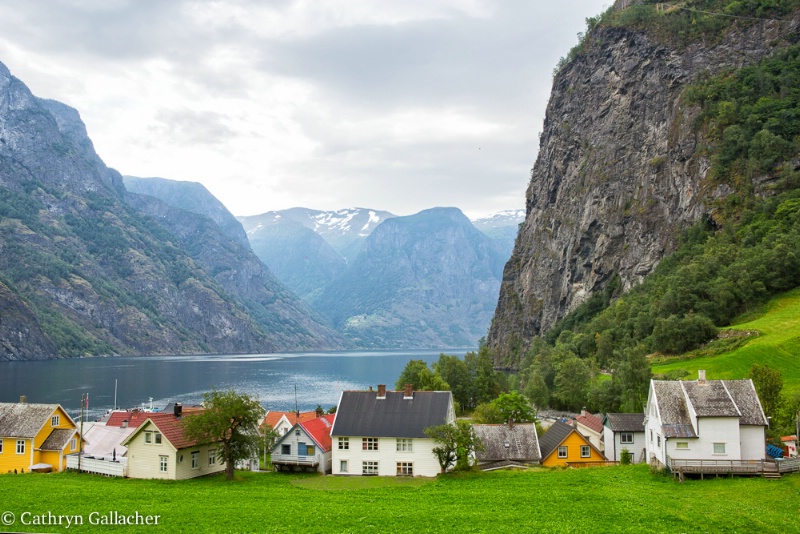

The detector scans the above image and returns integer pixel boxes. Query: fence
[66,454,126,477]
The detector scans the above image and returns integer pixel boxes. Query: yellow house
[0,400,81,473]
[539,421,606,467]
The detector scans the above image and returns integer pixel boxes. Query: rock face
[312,207,507,348]
[487,9,800,366]
[0,60,344,360]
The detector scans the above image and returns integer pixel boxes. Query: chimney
[404,384,413,398]
[122,419,128,429]
[174,403,183,417]
[698,370,707,385]
[508,418,515,429]
[19,395,27,404]
[368,386,373,392]
[315,405,324,417]
[377,384,386,398]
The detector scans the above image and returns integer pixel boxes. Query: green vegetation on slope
[0,466,798,533]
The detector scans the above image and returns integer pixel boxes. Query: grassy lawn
[652,289,800,395]
[0,466,798,533]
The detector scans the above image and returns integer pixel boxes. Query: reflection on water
[0,349,469,419]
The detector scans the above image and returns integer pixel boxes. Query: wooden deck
[669,458,779,481]
[777,457,800,473]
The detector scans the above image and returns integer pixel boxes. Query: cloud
[0,0,608,218]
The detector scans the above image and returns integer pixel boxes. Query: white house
[271,414,335,473]
[602,413,646,463]
[122,409,225,480]
[644,371,768,468]
[330,384,455,477]
[573,411,605,453]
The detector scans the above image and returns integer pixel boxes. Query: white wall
[331,436,441,477]
[272,428,330,474]
[604,427,646,464]
[739,425,766,461]
[126,422,225,480]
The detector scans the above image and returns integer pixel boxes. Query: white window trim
[0,439,3,454]
[191,451,200,469]
[209,450,216,466]
[340,460,348,473]
[51,415,60,427]
[396,438,413,452]
[580,445,591,458]
[712,442,727,455]
[16,439,26,454]
[557,446,568,459]
[338,437,349,450]
[362,460,379,475]
[620,432,634,444]
[396,462,414,476]
[159,455,168,472]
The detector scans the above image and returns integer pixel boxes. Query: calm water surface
[0,349,469,420]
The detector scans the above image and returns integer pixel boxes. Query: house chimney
[404,383,413,398]
[377,384,386,398]
[174,402,182,417]
[19,395,27,404]
[698,370,707,385]
[122,419,128,429]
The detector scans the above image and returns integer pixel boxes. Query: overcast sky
[0,0,607,219]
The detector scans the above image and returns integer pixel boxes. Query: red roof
[123,411,210,450]
[575,412,604,435]
[262,410,318,429]
[298,414,335,452]
[105,410,150,429]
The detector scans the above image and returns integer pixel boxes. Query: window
[580,445,591,458]
[154,432,162,445]
[338,437,349,450]
[713,442,726,454]
[657,435,661,447]
[306,445,315,456]
[362,461,378,475]
[676,442,689,449]
[281,444,291,455]
[159,455,168,473]
[70,438,77,451]
[557,446,568,458]
[51,415,60,427]
[396,439,413,452]
[620,432,634,444]
[145,432,152,444]
[191,451,199,469]
[650,430,653,443]
[340,460,348,473]
[0,439,3,453]
[209,450,216,466]
[17,440,25,454]
[397,462,414,476]
[363,437,379,451]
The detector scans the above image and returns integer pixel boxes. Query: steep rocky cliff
[488,4,800,366]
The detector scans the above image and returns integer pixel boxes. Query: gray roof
[538,421,574,459]
[604,413,645,433]
[652,382,697,438]
[473,424,541,463]
[40,428,76,451]
[331,390,452,438]
[682,381,741,417]
[722,380,769,426]
[0,403,60,438]
[652,378,768,438]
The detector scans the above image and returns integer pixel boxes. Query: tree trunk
[226,460,235,480]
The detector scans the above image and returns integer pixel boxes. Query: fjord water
[0,350,460,419]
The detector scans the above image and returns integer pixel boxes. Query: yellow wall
[542,431,605,467]
[0,406,79,473]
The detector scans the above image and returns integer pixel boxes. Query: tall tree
[183,389,264,480]
[749,364,784,420]
[425,421,483,473]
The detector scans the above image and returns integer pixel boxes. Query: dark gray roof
[538,421,574,459]
[652,382,697,438]
[40,428,76,451]
[473,424,541,463]
[331,390,452,438]
[604,413,645,433]
[0,403,60,438]
[722,380,768,426]
[682,381,741,417]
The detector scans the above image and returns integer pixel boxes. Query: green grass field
[0,466,798,533]
[652,289,800,395]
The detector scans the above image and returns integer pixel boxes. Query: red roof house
[271,414,335,474]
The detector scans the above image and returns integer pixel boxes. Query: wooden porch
[669,458,779,481]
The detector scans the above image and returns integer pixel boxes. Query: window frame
[580,445,591,458]
[362,437,379,451]
[51,415,60,427]
[557,446,568,459]
[713,442,727,455]
[0,439,3,454]
[396,462,414,476]
[16,439,25,454]
[191,451,200,469]
[208,449,216,466]
[70,437,77,451]
[396,438,413,452]
[338,437,349,450]
[145,432,152,444]
[281,444,291,455]
[620,432,634,444]
[340,460,348,473]
[675,442,689,450]
[362,460,379,475]
[154,432,162,445]
[159,455,168,473]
